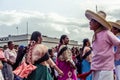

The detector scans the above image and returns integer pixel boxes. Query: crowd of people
[0,9,120,80]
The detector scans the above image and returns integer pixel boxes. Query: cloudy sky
[0,0,120,43]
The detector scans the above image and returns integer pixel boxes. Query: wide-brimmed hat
[85,10,111,30]
[109,20,120,29]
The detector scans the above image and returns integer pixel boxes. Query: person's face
[86,40,90,46]
[89,19,100,31]
[111,27,118,35]
[38,36,42,44]
[63,36,69,45]
[9,42,14,50]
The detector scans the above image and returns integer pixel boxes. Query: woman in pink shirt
[85,10,120,80]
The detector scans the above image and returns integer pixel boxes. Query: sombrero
[109,20,120,29]
[85,10,111,30]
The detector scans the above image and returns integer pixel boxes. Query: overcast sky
[0,0,120,43]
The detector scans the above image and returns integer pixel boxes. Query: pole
[27,22,28,35]
[16,26,19,35]
[96,5,98,12]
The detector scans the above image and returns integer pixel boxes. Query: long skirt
[57,60,77,80]
[23,64,53,80]
[82,59,92,80]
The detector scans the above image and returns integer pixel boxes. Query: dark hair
[57,35,67,52]
[8,41,13,46]
[81,38,89,52]
[30,31,41,42]
[3,45,8,49]
[57,46,68,57]
[59,35,67,44]
[48,49,52,55]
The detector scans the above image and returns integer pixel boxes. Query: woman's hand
[58,70,64,76]
[66,59,76,69]
[53,65,64,77]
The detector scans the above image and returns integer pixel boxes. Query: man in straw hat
[85,10,120,80]
[110,20,120,80]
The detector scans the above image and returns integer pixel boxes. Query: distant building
[0,34,81,48]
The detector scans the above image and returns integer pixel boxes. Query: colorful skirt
[23,64,53,80]
[82,59,92,80]
[57,60,77,80]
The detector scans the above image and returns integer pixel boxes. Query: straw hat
[85,10,111,30]
[109,20,120,29]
